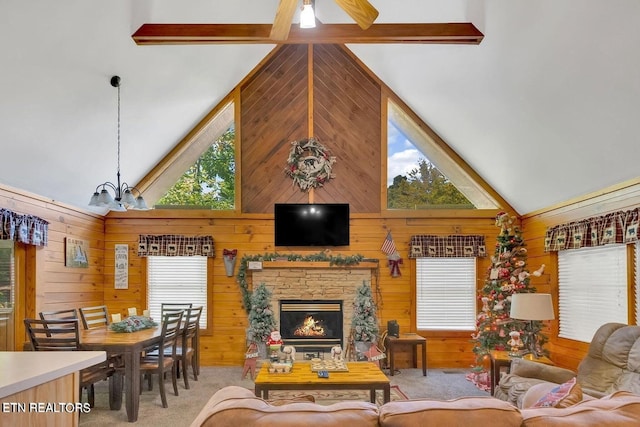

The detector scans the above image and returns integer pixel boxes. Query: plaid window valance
[544,207,639,252]
[409,235,486,258]
[1,208,48,246]
[137,235,215,257]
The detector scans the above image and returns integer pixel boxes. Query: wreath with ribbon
[284,138,336,191]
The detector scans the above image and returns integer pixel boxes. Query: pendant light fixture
[88,76,149,212]
[300,0,316,29]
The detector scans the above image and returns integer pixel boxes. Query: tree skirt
[465,371,491,392]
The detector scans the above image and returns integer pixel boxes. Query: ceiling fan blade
[270,0,299,40]
[334,0,379,30]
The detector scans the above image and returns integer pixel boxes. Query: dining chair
[139,310,184,408]
[39,308,79,321]
[160,302,193,317]
[176,306,203,388]
[150,306,202,389]
[79,305,110,329]
[24,318,116,407]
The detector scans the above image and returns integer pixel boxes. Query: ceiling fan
[131,0,484,46]
[270,0,379,40]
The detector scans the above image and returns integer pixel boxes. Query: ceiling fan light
[300,4,316,29]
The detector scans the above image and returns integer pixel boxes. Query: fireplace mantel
[260,261,379,269]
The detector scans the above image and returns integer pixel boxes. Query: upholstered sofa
[190,385,640,427]
[495,323,640,408]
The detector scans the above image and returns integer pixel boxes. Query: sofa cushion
[379,397,522,427]
[190,386,379,427]
[521,391,640,427]
[531,377,582,408]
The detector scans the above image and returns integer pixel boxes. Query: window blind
[147,256,207,328]
[558,245,627,342]
[416,257,476,331]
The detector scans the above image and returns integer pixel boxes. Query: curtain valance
[137,235,215,257]
[0,208,48,246]
[409,235,486,258]
[544,207,639,252]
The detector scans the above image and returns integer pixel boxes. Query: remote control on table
[317,370,329,378]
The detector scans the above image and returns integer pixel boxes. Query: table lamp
[509,293,555,358]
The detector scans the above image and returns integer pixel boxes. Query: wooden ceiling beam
[132,23,484,45]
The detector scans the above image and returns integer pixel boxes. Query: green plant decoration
[236,251,366,314]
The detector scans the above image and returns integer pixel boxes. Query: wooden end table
[490,351,554,396]
[384,333,427,376]
[254,361,391,403]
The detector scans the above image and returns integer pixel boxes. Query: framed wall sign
[114,244,129,289]
[65,237,89,268]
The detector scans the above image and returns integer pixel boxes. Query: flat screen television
[274,203,349,247]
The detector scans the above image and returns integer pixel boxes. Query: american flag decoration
[381,230,397,255]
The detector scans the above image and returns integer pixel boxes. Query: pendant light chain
[88,75,149,211]
[116,78,121,178]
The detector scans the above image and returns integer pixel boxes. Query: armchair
[495,323,640,408]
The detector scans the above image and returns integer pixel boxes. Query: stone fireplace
[251,262,375,354]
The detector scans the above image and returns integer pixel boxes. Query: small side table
[490,351,554,396]
[384,333,427,376]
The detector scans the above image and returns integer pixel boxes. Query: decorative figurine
[508,331,523,357]
[331,345,344,361]
[266,330,283,361]
[242,342,259,380]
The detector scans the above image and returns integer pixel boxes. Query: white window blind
[147,256,208,328]
[416,257,476,331]
[558,245,628,342]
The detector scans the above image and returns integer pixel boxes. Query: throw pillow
[532,377,583,408]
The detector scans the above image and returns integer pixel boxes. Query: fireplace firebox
[279,300,343,350]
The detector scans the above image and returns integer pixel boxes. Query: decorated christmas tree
[247,282,277,344]
[471,212,546,363]
[351,281,379,342]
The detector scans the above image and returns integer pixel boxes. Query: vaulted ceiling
[1,1,638,215]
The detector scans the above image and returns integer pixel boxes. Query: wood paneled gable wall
[241,44,381,213]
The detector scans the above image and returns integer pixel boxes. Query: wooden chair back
[161,303,193,317]
[24,318,80,351]
[39,308,78,322]
[79,305,110,329]
[182,306,203,345]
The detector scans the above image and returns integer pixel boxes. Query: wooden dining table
[79,325,163,423]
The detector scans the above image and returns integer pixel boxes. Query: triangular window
[387,99,498,210]
[149,101,236,210]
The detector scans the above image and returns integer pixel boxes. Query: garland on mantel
[237,252,368,314]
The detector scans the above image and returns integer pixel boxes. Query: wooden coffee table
[254,361,391,403]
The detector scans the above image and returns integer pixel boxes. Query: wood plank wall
[240,44,381,213]
[521,179,640,370]
[0,184,104,349]
[104,209,505,368]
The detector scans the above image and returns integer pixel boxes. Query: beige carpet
[79,366,488,426]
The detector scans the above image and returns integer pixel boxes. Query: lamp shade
[510,293,555,321]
